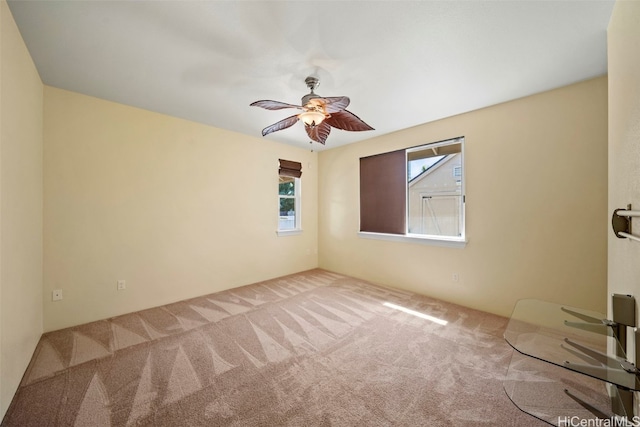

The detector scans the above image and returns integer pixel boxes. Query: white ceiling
[7,0,614,151]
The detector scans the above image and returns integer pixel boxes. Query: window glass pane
[420,195,462,235]
[407,140,463,237]
[408,155,445,180]
[280,197,295,214]
[279,176,295,196]
[279,197,296,230]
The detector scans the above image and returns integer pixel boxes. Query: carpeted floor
[3,269,548,426]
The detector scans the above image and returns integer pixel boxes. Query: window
[278,159,301,234]
[360,137,465,244]
[279,176,299,230]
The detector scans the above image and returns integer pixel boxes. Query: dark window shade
[360,149,406,234]
[279,159,302,178]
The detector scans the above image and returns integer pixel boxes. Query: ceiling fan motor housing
[302,76,321,106]
[301,93,323,107]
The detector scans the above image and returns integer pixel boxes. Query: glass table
[504,299,640,425]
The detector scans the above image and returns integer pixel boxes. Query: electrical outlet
[52,289,63,301]
[452,273,459,282]
[117,280,126,290]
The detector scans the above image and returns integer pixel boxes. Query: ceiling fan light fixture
[298,110,325,126]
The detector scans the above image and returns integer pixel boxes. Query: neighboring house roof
[408,154,456,185]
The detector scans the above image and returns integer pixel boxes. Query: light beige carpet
[3,269,546,426]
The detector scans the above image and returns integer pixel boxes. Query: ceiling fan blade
[250,100,304,111]
[325,110,374,132]
[261,115,300,136]
[305,121,331,145]
[315,96,350,113]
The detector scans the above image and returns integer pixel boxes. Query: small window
[360,137,465,243]
[278,159,302,233]
[279,176,300,230]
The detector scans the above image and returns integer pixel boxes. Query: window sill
[357,231,467,248]
[277,229,303,237]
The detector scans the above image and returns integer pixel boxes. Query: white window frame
[358,137,466,247]
[277,175,302,236]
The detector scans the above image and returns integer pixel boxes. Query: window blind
[279,159,302,178]
[359,149,406,234]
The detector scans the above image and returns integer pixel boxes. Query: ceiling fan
[250,76,374,145]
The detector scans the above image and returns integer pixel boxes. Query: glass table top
[504,299,640,391]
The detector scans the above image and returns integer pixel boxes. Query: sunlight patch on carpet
[383,302,448,325]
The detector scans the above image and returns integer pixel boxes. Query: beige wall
[318,77,608,317]
[608,0,640,360]
[0,0,44,418]
[43,87,317,332]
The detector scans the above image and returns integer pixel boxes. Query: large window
[278,159,301,233]
[360,137,465,243]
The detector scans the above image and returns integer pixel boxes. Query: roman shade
[279,159,302,178]
[359,149,406,234]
